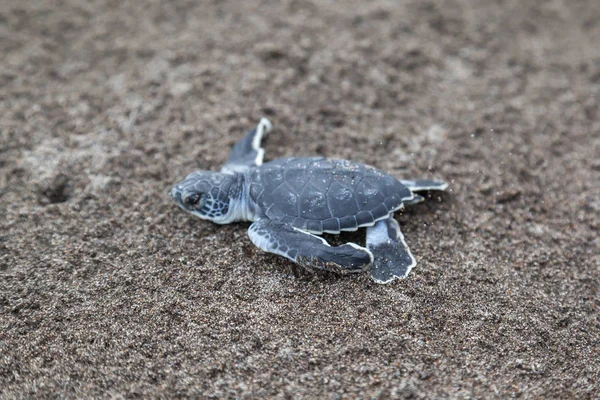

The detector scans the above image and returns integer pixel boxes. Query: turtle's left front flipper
[366,217,416,284]
[221,118,272,174]
[248,219,373,274]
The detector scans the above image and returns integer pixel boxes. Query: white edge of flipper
[253,117,272,167]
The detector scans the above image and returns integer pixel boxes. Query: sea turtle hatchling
[170,118,448,283]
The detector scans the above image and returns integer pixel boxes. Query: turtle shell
[247,157,413,234]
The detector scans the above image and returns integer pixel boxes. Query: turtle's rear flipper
[248,219,373,274]
[400,179,448,192]
[366,217,416,284]
[404,193,425,206]
[221,118,272,174]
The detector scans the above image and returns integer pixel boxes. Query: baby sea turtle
[170,118,447,283]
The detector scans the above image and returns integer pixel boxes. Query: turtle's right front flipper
[248,219,373,274]
[221,118,272,174]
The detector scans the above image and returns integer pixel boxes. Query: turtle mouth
[170,186,190,213]
[169,187,182,202]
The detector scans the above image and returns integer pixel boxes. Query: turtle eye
[185,194,201,206]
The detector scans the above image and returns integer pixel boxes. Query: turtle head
[170,171,238,224]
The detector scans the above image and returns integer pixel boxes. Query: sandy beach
[1,0,599,397]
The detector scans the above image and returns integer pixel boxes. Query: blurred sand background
[1,0,599,397]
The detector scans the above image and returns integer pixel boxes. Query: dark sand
[1,0,599,398]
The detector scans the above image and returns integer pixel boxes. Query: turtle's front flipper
[221,118,272,174]
[366,217,416,284]
[248,219,373,274]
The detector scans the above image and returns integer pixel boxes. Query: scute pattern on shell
[247,157,413,233]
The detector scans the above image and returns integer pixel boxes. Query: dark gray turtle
[170,118,448,283]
